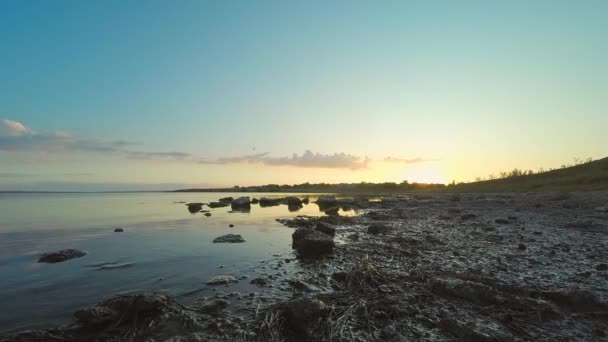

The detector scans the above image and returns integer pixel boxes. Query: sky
[1,0,607,191]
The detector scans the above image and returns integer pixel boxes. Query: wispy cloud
[383,156,439,164]
[200,150,370,169]
[1,119,34,136]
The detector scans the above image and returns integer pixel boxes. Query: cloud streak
[383,156,439,164]
[200,150,370,169]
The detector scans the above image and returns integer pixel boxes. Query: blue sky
[1,1,607,190]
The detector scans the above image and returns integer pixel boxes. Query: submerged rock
[292,228,334,257]
[213,234,245,243]
[38,249,87,263]
[206,275,238,285]
[187,203,203,213]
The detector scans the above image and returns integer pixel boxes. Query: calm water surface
[0,192,347,332]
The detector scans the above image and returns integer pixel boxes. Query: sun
[405,164,447,184]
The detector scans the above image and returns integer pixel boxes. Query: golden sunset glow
[404,164,448,184]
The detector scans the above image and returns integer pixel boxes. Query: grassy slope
[449,157,608,192]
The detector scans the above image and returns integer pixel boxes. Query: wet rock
[206,275,238,285]
[368,223,390,235]
[461,213,477,220]
[284,296,327,332]
[508,216,518,220]
[199,299,229,313]
[229,224,234,228]
[208,201,229,208]
[292,228,334,257]
[288,279,317,292]
[219,197,234,203]
[231,197,251,209]
[431,278,507,306]
[495,218,510,224]
[285,196,303,206]
[380,324,408,342]
[315,222,336,237]
[518,243,527,251]
[324,206,340,216]
[541,289,608,312]
[315,196,337,210]
[38,249,87,263]
[74,306,118,326]
[595,263,608,271]
[114,228,124,232]
[259,197,280,207]
[595,204,608,213]
[251,198,259,204]
[302,197,310,204]
[187,203,203,213]
[213,234,245,243]
[204,212,212,217]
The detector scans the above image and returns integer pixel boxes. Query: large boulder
[213,234,246,243]
[38,249,87,263]
[231,197,251,209]
[292,228,334,257]
[259,197,280,207]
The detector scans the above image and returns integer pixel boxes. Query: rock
[213,234,245,243]
[315,222,336,237]
[595,263,608,271]
[38,249,87,263]
[324,206,340,216]
[495,219,509,224]
[187,203,203,213]
[251,198,259,204]
[595,204,608,213]
[461,213,477,220]
[315,196,337,210]
[285,196,303,206]
[518,243,527,251]
[508,216,518,220]
[206,275,238,285]
[368,223,390,235]
[292,228,334,257]
[284,296,327,332]
[74,306,118,326]
[259,197,281,207]
[231,197,251,209]
[302,197,310,204]
[204,212,212,217]
[199,299,229,313]
[208,201,230,208]
[229,224,234,228]
[114,228,124,232]
[219,197,234,203]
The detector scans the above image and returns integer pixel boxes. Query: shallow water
[0,192,346,332]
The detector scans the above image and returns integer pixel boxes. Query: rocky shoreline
[2,192,607,341]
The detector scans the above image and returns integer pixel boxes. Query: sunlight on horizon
[403,164,448,184]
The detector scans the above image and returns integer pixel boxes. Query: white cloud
[2,119,34,136]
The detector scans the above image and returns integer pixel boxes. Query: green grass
[447,157,608,192]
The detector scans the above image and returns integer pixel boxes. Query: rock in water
[114,228,124,232]
[251,198,259,204]
[208,201,230,208]
[219,197,234,203]
[495,218,510,224]
[186,202,203,213]
[204,212,212,217]
[231,197,251,209]
[206,275,238,285]
[38,249,87,263]
[259,197,280,207]
[292,228,334,257]
[285,196,303,206]
[315,196,337,210]
[213,234,245,243]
